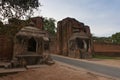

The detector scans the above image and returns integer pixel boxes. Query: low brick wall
[0,35,13,61]
[93,42,120,56]
[49,37,57,54]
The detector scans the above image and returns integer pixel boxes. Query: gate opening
[28,38,36,52]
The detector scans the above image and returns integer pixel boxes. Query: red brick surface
[93,42,120,56]
[0,35,13,61]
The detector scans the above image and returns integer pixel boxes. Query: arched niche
[27,37,37,52]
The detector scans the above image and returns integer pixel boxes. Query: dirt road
[0,63,115,80]
[52,55,120,79]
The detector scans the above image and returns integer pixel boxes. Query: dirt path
[0,63,116,80]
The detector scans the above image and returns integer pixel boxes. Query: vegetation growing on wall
[111,32,120,44]
[92,32,120,44]
[0,18,28,38]
[43,18,56,36]
[0,17,56,38]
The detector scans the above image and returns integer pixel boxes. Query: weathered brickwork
[93,42,120,56]
[56,17,92,58]
[31,17,43,29]
[0,35,13,61]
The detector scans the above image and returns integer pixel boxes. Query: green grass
[93,55,120,60]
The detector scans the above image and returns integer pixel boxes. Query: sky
[35,0,120,37]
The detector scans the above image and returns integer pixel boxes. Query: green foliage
[8,18,29,26]
[93,55,120,60]
[0,18,28,38]
[0,21,3,26]
[0,17,56,38]
[0,24,20,38]
[92,32,120,44]
[112,32,120,44]
[0,0,40,20]
[43,18,56,35]
[92,36,112,43]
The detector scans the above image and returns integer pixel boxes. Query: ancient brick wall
[93,42,120,56]
[0,35,13,61]
[56,17,92,56]
[49,36,57,54]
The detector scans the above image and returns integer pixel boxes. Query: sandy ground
[0,62,116,80]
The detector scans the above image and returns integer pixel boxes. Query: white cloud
[37,0,120,37]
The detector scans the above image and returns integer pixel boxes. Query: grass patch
[93,55,120,60]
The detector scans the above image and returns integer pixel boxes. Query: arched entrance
[76,38,89,59]
[27,37,37,52]
[76,38,84,49]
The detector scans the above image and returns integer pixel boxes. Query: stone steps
[0,68,26,74]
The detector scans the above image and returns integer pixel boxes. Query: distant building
[56,17,93,59]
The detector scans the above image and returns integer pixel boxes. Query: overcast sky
[35,0,120,37]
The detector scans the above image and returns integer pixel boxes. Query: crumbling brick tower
[57,17,92,58]
[31,17,44,29]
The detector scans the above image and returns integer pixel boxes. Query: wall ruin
[93,42,120,56]
[56,17,92,58]
[0,35,13,61]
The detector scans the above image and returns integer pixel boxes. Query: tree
[111,32,120,44]
[43,18,56,35]
[92,36,112,43]
[0,0,40,20]
[0,18,28,38]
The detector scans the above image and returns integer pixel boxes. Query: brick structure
[31,17,43,29]
[93,42,120,56]
[0,35,13,61]
[13,24,50,65]
[57,17,92,58]
[31,17,56,54]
